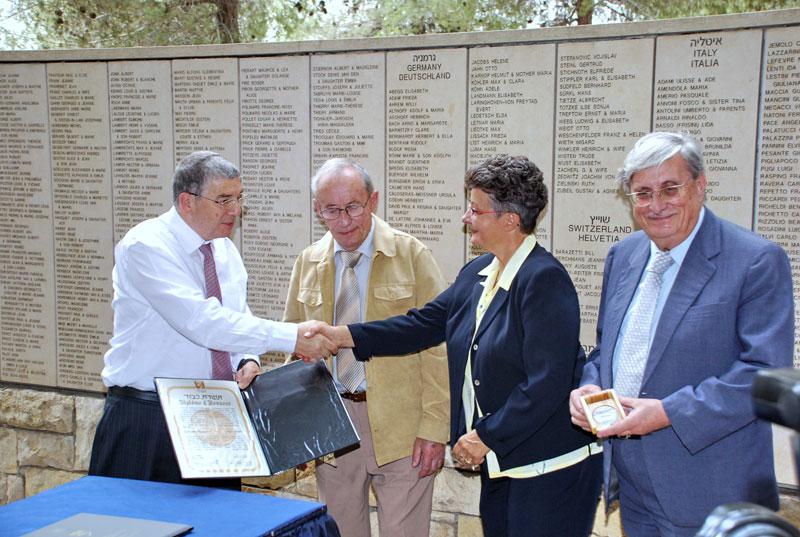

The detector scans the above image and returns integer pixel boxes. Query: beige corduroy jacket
[283,215,450,465]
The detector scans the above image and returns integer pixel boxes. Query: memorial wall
[1,10,799,395]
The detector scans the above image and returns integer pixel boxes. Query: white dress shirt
[102,207,297,390]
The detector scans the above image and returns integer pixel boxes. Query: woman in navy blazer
[320,156,602,537]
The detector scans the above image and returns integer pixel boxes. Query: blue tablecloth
[0,476,340,537]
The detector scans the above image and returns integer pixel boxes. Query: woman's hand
[452,429,490,470]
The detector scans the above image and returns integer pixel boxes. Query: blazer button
[473,344,478,351]
[474,379,480,386]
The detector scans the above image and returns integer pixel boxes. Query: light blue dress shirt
[612,207,706,380]
[331,217,376,391]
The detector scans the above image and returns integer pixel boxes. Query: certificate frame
[155,378,271,479]
[155,360,359,479]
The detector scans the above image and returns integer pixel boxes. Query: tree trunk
[213,0,240,43]
[576,0,594,25]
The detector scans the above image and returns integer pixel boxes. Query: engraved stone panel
[0,13,794,420]
[468,44,556,253]
[0,63,55,386]
[240,56,310,320]
[109,61,174,242]
[311,52,385,241]
[758,28,800,369]
[386,49,467,282]
[654,30,761,227]
[552,39,654,351]
[48,63,113,391]
[172,58,240,163]
[172,58,241,246]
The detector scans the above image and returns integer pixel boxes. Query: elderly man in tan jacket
[284,158,449,537]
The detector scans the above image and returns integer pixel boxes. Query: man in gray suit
[570,131,794,536]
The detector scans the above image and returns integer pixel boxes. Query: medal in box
[580,389,626,434]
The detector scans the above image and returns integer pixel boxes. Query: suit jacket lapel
[315,240,336,323]
[312,237,336,371]
[641,210,720,388]
[475,287,508,341]
[464,257,496,372]
[467,279,483,340]
[471,249,525,342]
[602,242,649,385]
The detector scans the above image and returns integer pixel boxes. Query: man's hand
[235,360,261,389]
[569,384,600,431]
[597,397,670,438]
[301,321,355,349]
[452,429,490,470]
[294,320,338,362]
[412,437,445,477]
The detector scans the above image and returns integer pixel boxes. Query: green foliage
[631,0,800,20]
[326,0,537,37]
[299,0,800,39]
[2,0,329,48]
[12,0,218,48]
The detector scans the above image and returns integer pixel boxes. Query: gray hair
[616,132,705,193]
[464,154,547,235]
[172,151,240,203]
[311,158,374,197]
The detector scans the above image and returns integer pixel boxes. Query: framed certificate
[155,360,358,479]
[155,377,270,479]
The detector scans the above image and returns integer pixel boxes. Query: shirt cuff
[237,358,260,371]
[269,321,298,354]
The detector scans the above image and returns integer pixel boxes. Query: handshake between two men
[293,321,353,363]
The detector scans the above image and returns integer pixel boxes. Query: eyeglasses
[190,192,245,210]
[465,206,500,217]
[627,182,689,207]
[318,200,369,221]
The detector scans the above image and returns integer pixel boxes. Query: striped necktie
[335,250,365,393]
[199,243,233,381]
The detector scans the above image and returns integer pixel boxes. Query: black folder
[156,360,359,478]
[241,359,360,474]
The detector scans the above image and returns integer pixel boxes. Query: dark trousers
[89,390,240,490]
[478,453,602,537]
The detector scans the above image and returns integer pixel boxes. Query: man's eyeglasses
[627,182,689,207]
[190,192,245,210]
[319,200,369,221]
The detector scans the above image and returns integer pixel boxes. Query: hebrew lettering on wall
[551,38,654,351]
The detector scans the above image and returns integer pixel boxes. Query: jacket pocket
[373,284,413,301]
[297,287,324,318]
[683,301,728,321]
[371,283,415,317]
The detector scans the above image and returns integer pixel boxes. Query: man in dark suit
[570,131,794,536]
